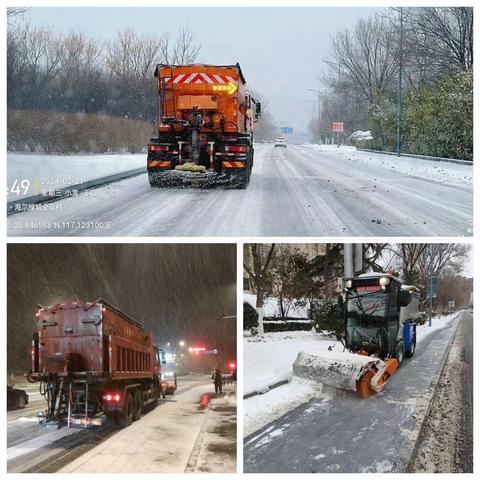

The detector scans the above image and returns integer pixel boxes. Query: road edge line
[7,167,146,216]
[392,314,462,473]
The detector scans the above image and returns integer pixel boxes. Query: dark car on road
[7,385,29,410]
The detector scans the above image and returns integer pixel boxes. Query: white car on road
[274,136,287,148]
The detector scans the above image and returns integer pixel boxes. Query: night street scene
[7,243,237,473]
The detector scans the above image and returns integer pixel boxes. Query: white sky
[24,7,378,132]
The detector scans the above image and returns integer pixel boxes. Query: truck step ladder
[67,377,91,428]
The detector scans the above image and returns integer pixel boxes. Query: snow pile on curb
[244,330,340,396]
[244,378,331,438]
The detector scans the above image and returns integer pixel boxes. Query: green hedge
[314,300,343,339]
[263,318,313,332]
[367,70,473,161]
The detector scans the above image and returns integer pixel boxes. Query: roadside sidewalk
[186,385,237,473]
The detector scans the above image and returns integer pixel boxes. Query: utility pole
[396,7,404,157]
[308,88,321,143]
[337,63,341,148]
[428,244,435,327]
[344,244,363,279]
[304,100,315,143]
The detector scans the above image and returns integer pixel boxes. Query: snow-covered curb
[244,378,329,438]
[393,312,464,472]
[186,389,236,473]
[7,152,146,201]
[244,330,338,396]
[8,167,146,215]
[303,145,472,190]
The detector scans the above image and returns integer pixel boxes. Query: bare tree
[389,244,469,298]
[327,14,398,104]
[7,7,28,25]
[172,27,201,64]
[56,32,105,112]
[249,89,276,141]
[106,29,171,120]
[405,7,473,76]
[243,244,276,334]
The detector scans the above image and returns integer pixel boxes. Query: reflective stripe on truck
[222,161,246,168]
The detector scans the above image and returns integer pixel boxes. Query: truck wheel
[116,392,133,427]
[395,341,405,367]
[133,390,142,421]
[15,394,26,409]
[236,168,250,189]
[405,337,416,358]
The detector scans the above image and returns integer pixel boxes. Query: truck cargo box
[33,299,159,381]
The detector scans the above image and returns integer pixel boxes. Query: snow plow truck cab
[147,63,261,189]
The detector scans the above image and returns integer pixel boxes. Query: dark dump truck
[27,299,166,428]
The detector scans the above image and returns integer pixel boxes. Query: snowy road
[7,145,472,236]
[7,375,224,473]
[244,311,467,473]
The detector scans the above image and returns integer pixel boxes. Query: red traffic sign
[332,122,344,133]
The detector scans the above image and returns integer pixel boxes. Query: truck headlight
[379,276,391,286]
[345,279,352,288]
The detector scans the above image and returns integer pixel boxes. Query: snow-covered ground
[59,381,211,473]
[303,144,472,190]
[8,144,472,236]
[244,330,339,436]
[7,152,145,200]
[243,292,309,318]
[244,312,460,437]
[8,376,231,473]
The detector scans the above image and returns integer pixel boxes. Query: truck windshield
[346,289,387,346]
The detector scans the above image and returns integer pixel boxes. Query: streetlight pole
[308,88,323,143]
[304,100,315,142]
[396,7,404,157]
[428,244,435,327]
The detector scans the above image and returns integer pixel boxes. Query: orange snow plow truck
[147,63,261,188]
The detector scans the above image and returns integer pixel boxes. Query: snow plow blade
[148,169,246,189]
[292,351,396,398]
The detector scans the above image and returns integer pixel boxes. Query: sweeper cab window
[346,287,388,344]
[344,277,404,353]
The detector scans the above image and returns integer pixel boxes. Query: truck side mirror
[161,351,167,365]
[399,290,411,307]
[255,102,261,120]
